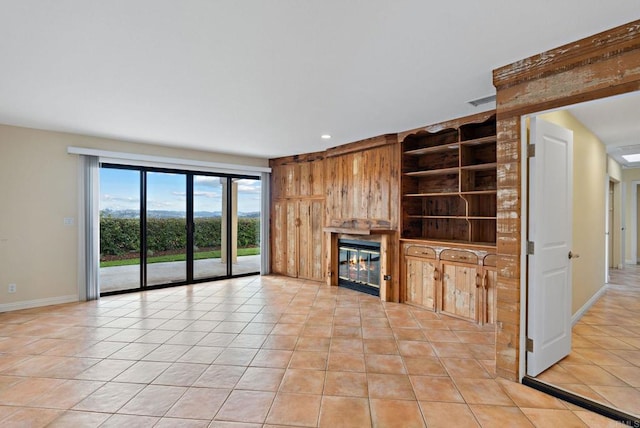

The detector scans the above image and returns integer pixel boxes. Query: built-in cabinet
[270,155,325,281]
[398,112,497,324]
[272,199,324,280]
[402,242,496,324]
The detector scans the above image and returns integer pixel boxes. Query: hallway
[536,265,640,417]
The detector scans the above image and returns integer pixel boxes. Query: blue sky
[100,168,262,213]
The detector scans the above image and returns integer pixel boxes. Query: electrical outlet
[8,283,16,293]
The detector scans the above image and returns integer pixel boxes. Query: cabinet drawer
[483,254,497,267]
[405,245,436,259]
[439,249,478,264]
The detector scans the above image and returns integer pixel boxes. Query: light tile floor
[0,275,623,427]
[537,265,640,418]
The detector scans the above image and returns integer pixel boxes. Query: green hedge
[100,217,260,256]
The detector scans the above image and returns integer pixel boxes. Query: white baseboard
[572,285,607,326]
[0,294,79,313]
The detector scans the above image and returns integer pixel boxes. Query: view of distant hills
[101,209,260,219]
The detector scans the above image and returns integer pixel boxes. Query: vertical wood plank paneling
[283,164,298,198]
[299,162,311,197]
[272,200,286,274]
[298,199,310,279]
[310,200,324,280]
[285,200,298,277]
[312,160,325,197]
[324,138,399,230]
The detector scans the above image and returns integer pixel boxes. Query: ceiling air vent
[468,95,496,107]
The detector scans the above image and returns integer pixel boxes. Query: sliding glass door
[99,165,260,295]
[146,171,187,286]
[193,175,225,280]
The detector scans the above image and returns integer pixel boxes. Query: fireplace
[338,239,381,296]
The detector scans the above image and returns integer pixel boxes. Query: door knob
[568,251,580,259]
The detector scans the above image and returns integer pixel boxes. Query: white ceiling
[568,93,640,168]
[0,1,639,159]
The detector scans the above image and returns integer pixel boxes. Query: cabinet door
[285,200,298,277]
[272,200,288,275]
[405,257,438,311]
[483,267,497,324]
[298,199,324,281]
[441,262,480,322]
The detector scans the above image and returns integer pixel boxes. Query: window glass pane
[193,175,225,279]
[146,171,187,286]
[99,167,141,293]
[233,178,261,275]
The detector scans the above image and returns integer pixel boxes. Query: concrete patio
[100,255,261,293]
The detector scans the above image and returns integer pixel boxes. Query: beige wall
[622,168,640,263]
[539,110,607,315]
[0,124,267,311]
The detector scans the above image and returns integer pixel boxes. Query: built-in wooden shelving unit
[400,113,497,245]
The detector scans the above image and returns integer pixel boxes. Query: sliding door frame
[100,163,261,296]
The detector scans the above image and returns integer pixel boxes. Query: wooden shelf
[460,135,496,146]
[404,167,459,177]
[404,192,460,197]
[404,143,460,156]
[401,237,496,250]
[407,215,467,219]
[460,190,497,195]
[461,162,497,171]
[468,216,497,220]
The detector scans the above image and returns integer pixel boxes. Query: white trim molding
[67,146,271,177]
[572,284,608,326]
[0,295,79,313]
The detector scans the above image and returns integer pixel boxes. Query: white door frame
[519,116,529,380]
[630,180,640,265]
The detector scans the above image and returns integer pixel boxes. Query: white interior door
[527,117,574,377]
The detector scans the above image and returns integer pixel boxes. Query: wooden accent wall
[270,134,402,301]
[492,20,640,381]
[325,134,399,230]
[271,151,325,199]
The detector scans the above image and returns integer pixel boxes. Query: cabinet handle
[434,268,439,281]
[482,272,488,289]
[475,273,482,288]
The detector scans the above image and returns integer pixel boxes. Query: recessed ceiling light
[321,134,332,140]
[622,153,640,163]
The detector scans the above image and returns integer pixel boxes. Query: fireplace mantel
[323,227,395,235]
